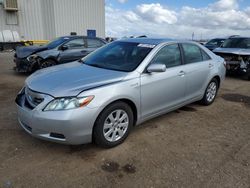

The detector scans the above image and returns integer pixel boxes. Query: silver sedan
[16,38,226,147]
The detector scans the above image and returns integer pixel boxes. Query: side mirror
[60,45,68,51]
[147,64,166,73]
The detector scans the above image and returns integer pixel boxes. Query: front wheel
[93,102,134,148]
[200,78,218,105]
[39,59,57,69]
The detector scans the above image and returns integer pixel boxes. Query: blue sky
[105,0,250,39]
[107,0,250,10]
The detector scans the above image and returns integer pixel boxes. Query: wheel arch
[42,57,58,64]
[96,98,138,126]
[91,98,138,143]
[212,75,221,88]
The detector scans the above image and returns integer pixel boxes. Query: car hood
[16,45,48,58]
[26,62,128,97]
[213,48,250,55]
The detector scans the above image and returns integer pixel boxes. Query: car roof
[118,38,174,45]
[59,35,104,40]
[209,38,226,40]
[228,36,250,39]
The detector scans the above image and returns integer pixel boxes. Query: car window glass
[64,38,85,49]
[207,39,225,46]
[87,39,104,48]
[182,43,203,64]
[222,38,250,49]
[201,49,211,61]
[83,41,153,72]
[151,44,181,68]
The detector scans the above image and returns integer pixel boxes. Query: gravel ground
[0,52,250,188]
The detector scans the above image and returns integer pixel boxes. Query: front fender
[78,78,141,121]
[36,50,60,61]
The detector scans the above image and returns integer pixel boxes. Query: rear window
[222,38,250,49]
[87,38,105,48]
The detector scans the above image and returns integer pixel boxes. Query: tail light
[223,60,226,68]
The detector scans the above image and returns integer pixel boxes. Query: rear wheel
[39,59,57,69]
[200,78,218,105]
[93,102,133,148]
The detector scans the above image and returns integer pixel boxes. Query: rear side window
[64,38,85,49]
[151,44,181,68]
[182,43,203,64]
[201,49,211,61]
[87,39,105,48]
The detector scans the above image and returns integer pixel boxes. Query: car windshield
[222,38,250,49]
[206,39,225,46]
[83,41,154,72]
[46,37,70,49]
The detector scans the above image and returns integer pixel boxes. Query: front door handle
[178,71,185,77]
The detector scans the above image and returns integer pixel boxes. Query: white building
[0,0,105,40]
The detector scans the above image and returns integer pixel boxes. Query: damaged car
[14,36,106,73]
[213,37,250,80]
[16,38,226,147]
[204,38,226,51]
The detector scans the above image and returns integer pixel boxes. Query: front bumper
[14,57,34,73]
[16,89,99,145]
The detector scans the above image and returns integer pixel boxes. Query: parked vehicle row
[213,37,250,80]
[204,38,226,51]
[16,38,226,147]
[14,36,107,73]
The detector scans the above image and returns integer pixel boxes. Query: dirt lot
[0,52,250,188]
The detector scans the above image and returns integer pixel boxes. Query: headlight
[27,54,38,62]
[43,96,94,111]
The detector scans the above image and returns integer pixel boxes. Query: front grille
[24,88,44,109]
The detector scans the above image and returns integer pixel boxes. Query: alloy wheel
[103,109,129,142]
[206,81,217,103]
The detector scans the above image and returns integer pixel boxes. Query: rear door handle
[178,71,185,77]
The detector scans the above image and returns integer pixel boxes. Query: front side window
[47,37,69,49]
[64,38,85,49]
[151,44,181,68]
[182,43,203,64]
[83,41,154,72]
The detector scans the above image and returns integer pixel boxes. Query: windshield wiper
[88,63,104,68]
[78,59,84,63]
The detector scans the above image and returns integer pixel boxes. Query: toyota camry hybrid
[16,38,226,148]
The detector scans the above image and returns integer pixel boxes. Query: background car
[204,38,226,51]
[16,38,225,148]
[213,36,250,80]
[14,36,107,73]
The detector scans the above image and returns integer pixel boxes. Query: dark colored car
[213,37,250,80]
[204,38,226,51]
[14,36,107,73]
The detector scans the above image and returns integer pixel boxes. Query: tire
[200,78,219,106]
[39,59,57,69]
[93,101,134,148]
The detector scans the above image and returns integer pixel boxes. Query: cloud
[106,0,250,39]
[179,6,250,30]
[136,3,177,24]
[209,0,238,11]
